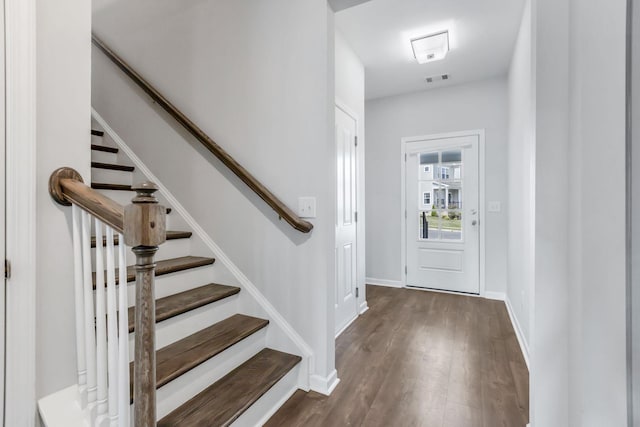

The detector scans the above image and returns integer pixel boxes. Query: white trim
[309,369,340,396]
[505,295,530,370]
[335,314,358,339]
[484,291,507,301]
[92,109,315,381]
[366,277,404,288]
[359,300,369,314]
[334,99,367,331]
[473,289,531,370]
[400,129,486,296]
[5,0,37,425]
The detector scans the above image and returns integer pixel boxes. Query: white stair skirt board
[309,370,340,396]
[91,109,314,386]
[366,277,404,288]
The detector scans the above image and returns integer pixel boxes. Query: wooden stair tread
[91,162,135,172]
[158,348,301,427]
[91,144,118,153]
[92,256,215,287]
[91,129,104,137]
[91,182,132,191]
[90,230,191,248]
[129,314,269,402]
[127,283,240,332]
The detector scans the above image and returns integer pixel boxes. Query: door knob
[472,220,478,226]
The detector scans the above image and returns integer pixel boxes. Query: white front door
[335,105,358,334]
[405,134,480,294]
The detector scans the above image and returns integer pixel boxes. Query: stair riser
[124,264,218,301]
[127,293,240,361]
[230,364,300,427]
[91,134,107,145]
[152,329,267,420]
[91,168,133,186]
[90,237,192,271]
[91,150,118,164]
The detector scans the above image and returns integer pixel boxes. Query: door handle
[472,220,478,226]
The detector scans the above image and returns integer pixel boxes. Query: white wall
[92,0,336,381]
[35,0,91,399]
[530,0,628,424]
[507,0,533,355]
[335,30,367,313]
[568,0,627,424]
[365,77,509,293]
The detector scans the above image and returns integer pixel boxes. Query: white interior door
[405,135,480,294]
[335,105,358,334]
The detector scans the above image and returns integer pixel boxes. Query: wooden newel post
[124,182,166,427]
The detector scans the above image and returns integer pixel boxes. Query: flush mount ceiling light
[411,30,449,64]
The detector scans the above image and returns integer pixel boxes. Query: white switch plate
[298,197,317,218]
[488,201,501,213]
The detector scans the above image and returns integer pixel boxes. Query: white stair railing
[50,167,166,427]
[74,206,129,427]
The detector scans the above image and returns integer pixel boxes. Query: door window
[417,149,463,241]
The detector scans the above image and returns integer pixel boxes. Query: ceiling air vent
[425,74,450,84]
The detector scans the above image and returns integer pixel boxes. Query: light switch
[488,201,502,213]
[298,197,317,218]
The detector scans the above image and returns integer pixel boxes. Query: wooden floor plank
[266,285,529,427]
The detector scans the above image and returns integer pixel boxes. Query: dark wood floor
[266,285,529,427]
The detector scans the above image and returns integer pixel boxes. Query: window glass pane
[442,150,462,163]
[419,211,441,240]
[420,152,439,165]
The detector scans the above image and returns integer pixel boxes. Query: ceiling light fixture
[411,30,450,64]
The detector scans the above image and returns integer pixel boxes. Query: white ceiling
[335,0,526,100]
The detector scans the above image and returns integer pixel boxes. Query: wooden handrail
[92,34,314,234]
[49,167,124,233]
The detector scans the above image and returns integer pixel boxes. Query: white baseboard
[359,300,369,314]
[483,291,506,301]
[366,278,403,288]
[504,296,530,370]
[479,290,530,369]
[309,370,340,396]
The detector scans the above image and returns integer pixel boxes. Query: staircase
[38,129,303,426]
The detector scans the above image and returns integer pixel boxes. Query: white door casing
[335,105,358,335]
[0,0,6,420]
[404,134,480,294]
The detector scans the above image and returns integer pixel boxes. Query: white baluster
[82,211,97,422]
[72,205,87,408]
[95,220,109,426]
[105,226,119,426]
[117,234,130,427]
